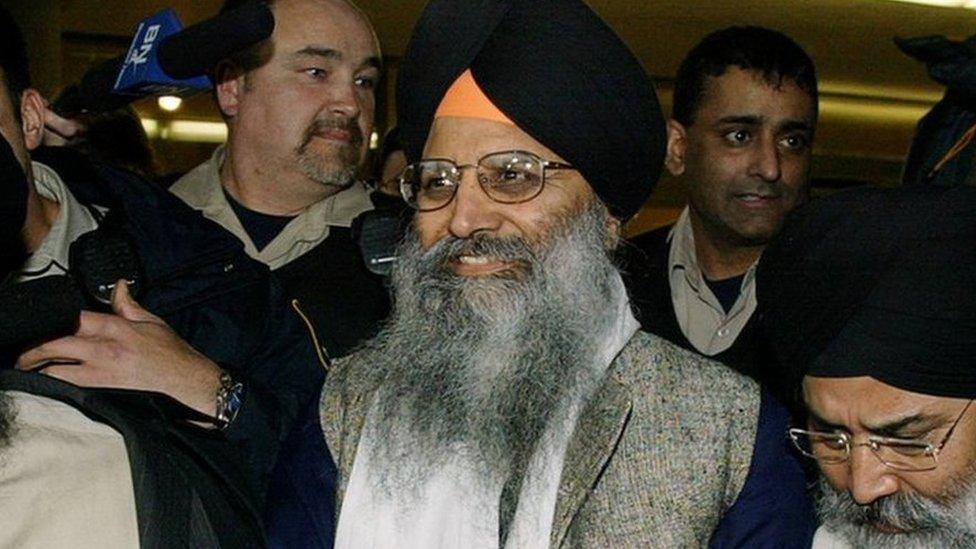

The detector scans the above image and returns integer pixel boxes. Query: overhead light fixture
[140,118,228,143]
[157,95,183,112]
[881,0,976,8]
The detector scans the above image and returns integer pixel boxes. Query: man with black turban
[759,185,976,548]
[321,0,814,546]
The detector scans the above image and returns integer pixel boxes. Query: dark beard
[816,475,976,548]
[357,199,621,495]
[295,117,363,190]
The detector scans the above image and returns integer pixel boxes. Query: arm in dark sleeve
[709,390,817,549]
[264,397,337,549]
[225,278,326,499]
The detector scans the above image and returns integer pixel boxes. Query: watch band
[215,370,245,429]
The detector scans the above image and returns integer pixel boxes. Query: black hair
[672,26,817,126]
[0,6,31,115]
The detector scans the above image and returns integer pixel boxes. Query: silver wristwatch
[215,371,245,429]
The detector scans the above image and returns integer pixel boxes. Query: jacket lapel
[549,365,632,548]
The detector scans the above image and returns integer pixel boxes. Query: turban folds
[757,185,976,398]
[396,0,666,220]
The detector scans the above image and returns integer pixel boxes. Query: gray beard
[0,391,16,455]
[357,199,621,495]
[817,475,976,548]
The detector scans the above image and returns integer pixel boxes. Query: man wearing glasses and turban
[319,0,815,546]
[760,184,976,547]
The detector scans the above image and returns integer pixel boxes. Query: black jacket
[621,226,792,405]
[28,147,324,498]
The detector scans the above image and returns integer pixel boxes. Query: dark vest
[621,226,796,406]
[273,226,390,361]
[0,369,265,549]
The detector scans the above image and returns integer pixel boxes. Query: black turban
[396,0,666,220]
[757,185,976,398]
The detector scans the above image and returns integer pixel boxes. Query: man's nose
[748,136,782,182]
[447,170,505,240]
[327,79,361,120]
[847,447,900,505]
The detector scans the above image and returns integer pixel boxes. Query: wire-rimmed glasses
[399,150,575,212]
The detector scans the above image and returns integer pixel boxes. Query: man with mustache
[170,2,391,544]
[759,184,976,548]
[171,0,389,360]
[625,26,817,401]
[322,0,815,546]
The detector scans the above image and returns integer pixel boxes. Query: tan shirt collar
[170,145,374,269]
[667,206,758,356]
[21,161,99,280]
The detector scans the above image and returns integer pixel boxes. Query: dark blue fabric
[266,399,337,549]
[705,274,745,315]
[709,390,817,548]
[224,189,296,251]
[33,146,324,500]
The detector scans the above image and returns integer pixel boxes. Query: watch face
[216,373,245,428]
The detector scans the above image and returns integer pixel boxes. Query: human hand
[16,280,222,417]
[42,105,86,147]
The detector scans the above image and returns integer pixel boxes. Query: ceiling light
[157,95,183,112]
[881,0,976,8]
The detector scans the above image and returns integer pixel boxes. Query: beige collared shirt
[170,145,375,269]
[668,207,758,356]
[19,161,100,280]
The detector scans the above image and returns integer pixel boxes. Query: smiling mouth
[449,254,526,277]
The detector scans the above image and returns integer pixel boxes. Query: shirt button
[717,327,729,337]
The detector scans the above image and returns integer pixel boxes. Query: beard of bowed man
[358,198,622,496]
[816,475,976,548]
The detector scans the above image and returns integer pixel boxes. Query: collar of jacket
[32,147,251,302]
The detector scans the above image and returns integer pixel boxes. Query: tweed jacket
[321,330,760,547]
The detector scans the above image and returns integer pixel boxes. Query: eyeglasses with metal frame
[398,150,576,212]
[788,399,974,472]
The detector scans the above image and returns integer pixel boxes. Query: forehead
[803,376,951,424]
[423,117,569,163]
[695,66,815,122]
[271,0,378,58]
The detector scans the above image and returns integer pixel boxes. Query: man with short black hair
[626,26,818,398]
[759,184,976,548]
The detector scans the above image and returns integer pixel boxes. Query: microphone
[54,2,274,116]
[157,0,275,80]
[113,8,212,98]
